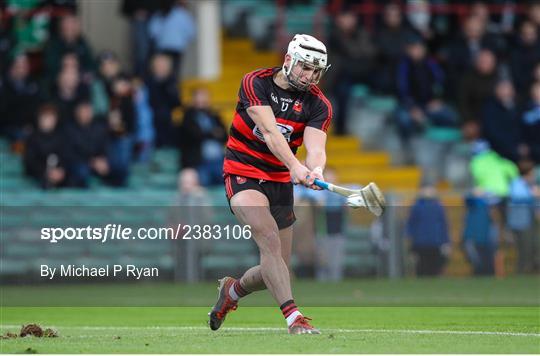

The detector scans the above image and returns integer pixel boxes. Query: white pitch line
[1,325,538,337]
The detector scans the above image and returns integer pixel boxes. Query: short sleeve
[238,73,270,108]
[307,93,332,133]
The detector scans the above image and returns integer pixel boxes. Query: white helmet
[283,34,330,91]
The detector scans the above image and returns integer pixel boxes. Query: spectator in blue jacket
[462,189,498,275]
[106,75,137,187]
[132,78,154,162]
[148,0,196,80]
[406,185,450,276]
[507,160,539,273]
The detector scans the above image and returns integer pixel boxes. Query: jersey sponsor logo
[281,102,289,112]
[253,123,294,142]
[236,176,247,184]
[271,93,279,104]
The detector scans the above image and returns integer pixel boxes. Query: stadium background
[0,1,539,353]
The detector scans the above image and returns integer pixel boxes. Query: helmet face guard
[283,53,329,91]
[283,35,331,91]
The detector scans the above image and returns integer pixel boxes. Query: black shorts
[224,173,296,230]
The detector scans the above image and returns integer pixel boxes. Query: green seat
[345,239,373,253]
[200,254,258,270]
[344,255,377,272]
[44,243,88,258]
[0,259,31,275]
[425,127,462,143]
[366,96,397,112]
[88,243,126,258]
[211,240,255,254]
[346,226,371,239]
[4,243,43,258]
[351,84,369,100]
[253,3,277,19]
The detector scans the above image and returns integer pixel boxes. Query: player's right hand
[290,163,311,186]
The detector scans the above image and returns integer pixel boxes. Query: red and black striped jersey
[223,67,333,183]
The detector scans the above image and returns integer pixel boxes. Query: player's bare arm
[303,126,327,190]
[246,105,311,186]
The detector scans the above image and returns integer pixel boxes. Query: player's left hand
[306,166,324,190]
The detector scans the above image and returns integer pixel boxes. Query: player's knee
[258,229,281,256]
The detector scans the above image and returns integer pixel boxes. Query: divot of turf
[1,324,59,339]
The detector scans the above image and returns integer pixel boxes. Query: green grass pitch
[1,277,539,353]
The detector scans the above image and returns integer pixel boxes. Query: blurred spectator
[171,168,211,282]
[510,20,540,98]
[326,11,376,135]
[470,140,518,198]
[176,167,208,201]
[481,79,520,162]
[23,104,67,189]
[293,183,317,278]
[444,16,502,98]
[148,0,196,80]
[461,120,482,142]
[145,53,180,147]
[462,189,498,275]
[43,14,94,84]
[457,49,498,123]
[374,3,414,94]
[95,51,122,98]
[506,160,539,273]
[406,0,433,43]
[406,185,450,276]
[121,0,157,77]
[90,51,119,117]
[106,75,137,187]
[394,36,456,162]
[0,53,41,144]
[178,87,227,186]
[60,51,81,73]
[64,100,109,188]
[132,77,154,162]
[51,67,90,124]
[469,1,515,35]
[0,14,13,75]
[519,81,540,163]
[532,62,540,84]
[527,1,540,31]
[45,0,78,37]
[315,168,347,281]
